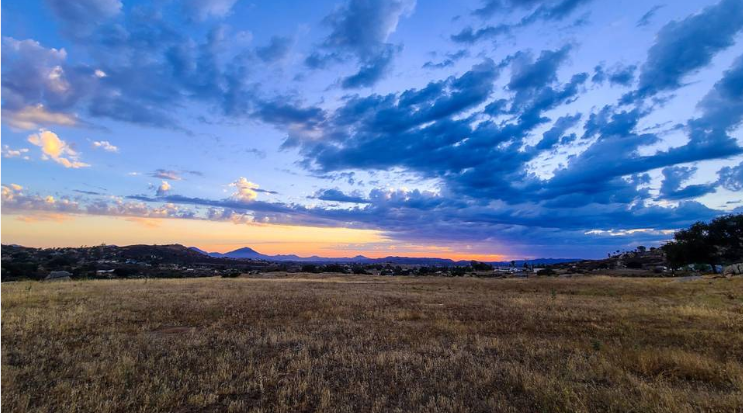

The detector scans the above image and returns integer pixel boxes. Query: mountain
[190,246,584,266]
[188,246,210,255]
[219,247,262,259]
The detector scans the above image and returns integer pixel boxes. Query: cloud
[508,46,571,92]
[2,145,30,159]
[341,44,399,89]
[631,0,743,100]
[718,161,743,192]
[454,0,592,44]
[636,4,665,27]
[150,169,183,181]
[531,113,581,152]
[312,188,370,203]
[27,130,90,168]
[92,140,118,152]
[46,0,122,36]
[307,0,415,87]
[156,181,171,196]
[451,25,510,44]
[73,189,106,196]
[422,50,468,69]
[230,177,260,202]
[3,104,79,130]
[256,36,293,63]
[658,166,717,200]
[472,0,544,19]
[321,0,415,59]
[592,64,637,87]
[183,0,239,20]
[254,188,279,195]
[2,184,80,213]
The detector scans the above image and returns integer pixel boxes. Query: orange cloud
[27,130,90,168]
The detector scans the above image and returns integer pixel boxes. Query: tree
[707,214,743,265]
[661,214,743,274]
[470,261,492,271]
[667,222,717,273]
[301,264,318,273]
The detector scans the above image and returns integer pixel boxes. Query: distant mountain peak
[230,247,260,254]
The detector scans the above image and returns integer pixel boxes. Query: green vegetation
[662,214,743,273]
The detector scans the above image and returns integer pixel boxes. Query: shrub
[626,261,643,269]
[536,268,555,276]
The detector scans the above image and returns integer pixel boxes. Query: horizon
[4,239,587,262]
[2,0,743,260]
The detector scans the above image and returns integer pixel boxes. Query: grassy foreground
[2,274,743,412]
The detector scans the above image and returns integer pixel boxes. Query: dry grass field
[3,274,743,412]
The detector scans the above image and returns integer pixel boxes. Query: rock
[45,271,72,281]
[723,263,743,276]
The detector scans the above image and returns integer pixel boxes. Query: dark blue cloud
[451,25,511,44]
[422,50,468,69]
[508,46,571,92]
[341,45,398,89]
[658,166,716,200]
[592,64,636,87]
[532,113,581,152]
[454,0,592,44]
[307,0,414,87]
[256,36,293,63]
[718,161,743,191]
[253,100,326,127]
[312,188,370,203]
[472,0,544,19]
[636,4,665,27]
[630,0,743,100]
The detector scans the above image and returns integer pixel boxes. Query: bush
[536,268,555,276]
[352,266,368,275]
[625,260,643,269]
[301,264,319,273]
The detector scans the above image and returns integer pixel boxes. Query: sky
[1,0,742,260]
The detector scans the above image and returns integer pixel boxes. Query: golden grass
[3,274,743,412]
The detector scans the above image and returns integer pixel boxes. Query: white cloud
[230,177,260,202]
[27,129,90,168]
[92,140,119,152]
[47,66,70,93]
[2,145,30,159]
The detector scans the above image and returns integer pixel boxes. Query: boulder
[723,263,743,276]
[45,271,72,281]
